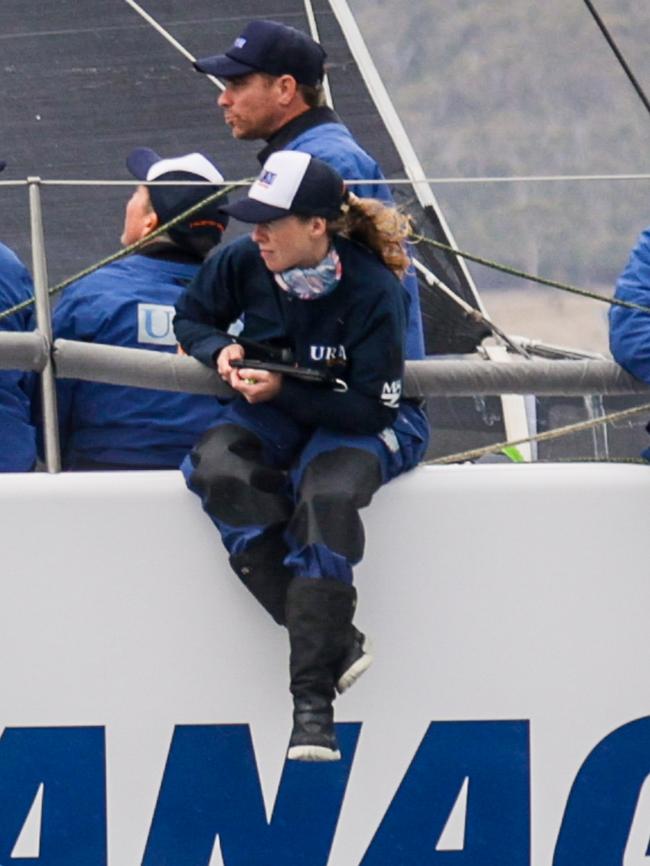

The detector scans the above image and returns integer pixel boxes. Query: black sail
[0,0,487,354]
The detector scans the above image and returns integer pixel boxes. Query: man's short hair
[298,82,327,109]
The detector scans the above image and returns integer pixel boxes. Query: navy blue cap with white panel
[223,151,345,224]
[126,148,229,249]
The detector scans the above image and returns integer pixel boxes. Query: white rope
[328,0,483,312]
[404,173,650,185]
[122,0,225,91]
[302,0,334,108]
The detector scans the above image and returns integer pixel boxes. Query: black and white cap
[223,151,345,224]
[126,147,229,251]
[127,149,225,188]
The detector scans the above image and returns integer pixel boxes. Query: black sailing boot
[229,528,294,626]
[285,577,357,761]
[230,532,374,693]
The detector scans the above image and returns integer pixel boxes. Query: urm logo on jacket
[381,380,402,407]
[310,344,347,363]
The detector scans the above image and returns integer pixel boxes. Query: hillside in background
[350,0,650,309]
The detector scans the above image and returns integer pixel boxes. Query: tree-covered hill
[350,0,650,292]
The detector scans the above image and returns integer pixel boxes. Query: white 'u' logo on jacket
[137,304,176,346]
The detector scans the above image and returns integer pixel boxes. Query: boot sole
[287,744,342,761]
[336,639,374,694]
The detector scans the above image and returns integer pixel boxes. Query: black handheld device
[230,359,348,392]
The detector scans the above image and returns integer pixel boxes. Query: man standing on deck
[192,18,427,359]
[0,161,37,471]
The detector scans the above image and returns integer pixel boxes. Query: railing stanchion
[28,177,61,473]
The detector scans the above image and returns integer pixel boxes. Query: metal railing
[4,179,649,473]
[5,323,650,472]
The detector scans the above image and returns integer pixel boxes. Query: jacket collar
[257,106,341,164]
[137,241,203,265]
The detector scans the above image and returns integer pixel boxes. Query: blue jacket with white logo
[52,249,223,468]
[0,243,37,471]
[258,107,425,360]
[174,234,407,435]
[610,227,650,382]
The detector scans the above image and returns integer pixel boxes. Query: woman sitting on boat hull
[174,151,429,761]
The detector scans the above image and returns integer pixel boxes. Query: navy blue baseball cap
[0,162,6,173]
[223,151,345,224]
[126,147,229,250]
[194,19,326,87]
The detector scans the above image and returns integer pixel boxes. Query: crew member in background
[0,161,37,471]
[609,224,650,459]
[50,148,229,470]
[175,152,429,761]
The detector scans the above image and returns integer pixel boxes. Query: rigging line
[327,1,520,356]
[37,180,251,187]
[329,0,484,314]
[581,0,650,117]
[302,0,333,108]
[410,231,650,316]
[0,181,244,323]
[306,0,513,361]
[122,0,225,91]
[401,173,650,185]
[412,259,530,357]
[425,399,650,466]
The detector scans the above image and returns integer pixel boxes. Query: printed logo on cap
[258,170,277,188]
[234,37,246,48]
[248,151,311,210]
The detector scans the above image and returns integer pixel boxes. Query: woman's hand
[216,345,282,403]
[216,343,245,380]
[231,367,283,403]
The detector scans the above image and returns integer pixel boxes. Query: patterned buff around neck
[274,247,342,300]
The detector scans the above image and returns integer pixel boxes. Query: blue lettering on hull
[0,727,106,866]
[0,718,647,865]
[362,721,530,865]
[142,723,361,866]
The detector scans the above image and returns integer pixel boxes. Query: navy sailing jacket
[258,107,425,360]
[610,226,650,382]
[174,234,407,435]
[0,243,37,471]
[52,251,223,468]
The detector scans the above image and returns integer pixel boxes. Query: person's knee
[189,424,257,490]
[290,448,382,560]
[190,424,291,525]
[299,447,382,507]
